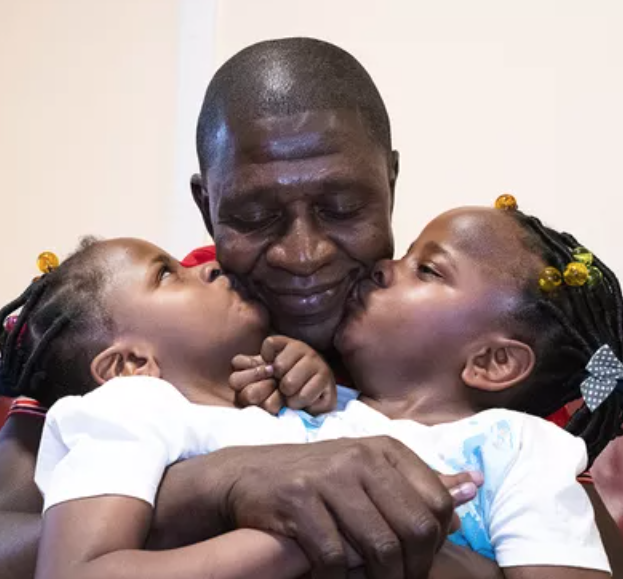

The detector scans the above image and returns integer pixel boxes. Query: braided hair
[0,238,114,408]
[504,211,623,466]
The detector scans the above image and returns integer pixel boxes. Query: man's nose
[266,215,336,276]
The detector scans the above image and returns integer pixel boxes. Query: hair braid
[508,211,623,465]
[0,238,114,407]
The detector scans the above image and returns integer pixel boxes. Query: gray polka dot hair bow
[580,344,623,412]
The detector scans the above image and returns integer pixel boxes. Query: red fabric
[0,397,11,429]
[181,245,217,267]
[547,406,572,428]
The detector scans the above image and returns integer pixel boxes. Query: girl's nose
[198,261,223,283]
[371,260,392,288]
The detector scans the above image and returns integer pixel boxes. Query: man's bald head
[196,37,392,172]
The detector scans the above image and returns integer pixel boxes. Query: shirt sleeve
[34,377,193,513]
[488,414,610,573]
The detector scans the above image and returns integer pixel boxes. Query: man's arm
[0,414,45,579]
[4,415,606,579]
[0,415,481,579]
[149,437,485,579]
[503,567,608,579]
[584,482,623,578]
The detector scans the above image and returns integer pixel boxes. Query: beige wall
[212,0,623,273]
[0,0,182,304]
[3,0,623,306]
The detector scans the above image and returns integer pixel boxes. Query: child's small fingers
[235,379,278,407]
[229,365,274,391]
[231,354,264,371]
[305,384,338,416]
[286,373,334,411]
[264,341,306,377]
[261,335,292,364]
[261,389,286,415]
[278,357,318,396]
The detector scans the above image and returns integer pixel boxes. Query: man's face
[195,109,397,351]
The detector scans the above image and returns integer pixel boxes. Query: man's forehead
[213,109,377,165]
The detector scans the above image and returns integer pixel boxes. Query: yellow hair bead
[538,266,563,292]
[563,262,589,287]
[37,251,59,274]
[587,266,603,288]
[571,247,593,267]
[494,193,518,211]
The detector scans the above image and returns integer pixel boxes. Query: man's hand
[230,336,336,415]
[218,436,481,579]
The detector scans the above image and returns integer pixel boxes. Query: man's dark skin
[0,37,621,579]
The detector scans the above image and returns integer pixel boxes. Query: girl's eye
[158,265,173,282]
[208,268,222,282]
[418,263,442,278]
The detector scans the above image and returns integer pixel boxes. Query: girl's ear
[91,341,161,385]
[462,336,535,393]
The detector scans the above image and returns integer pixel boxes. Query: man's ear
[389,150,399,213]
[91,342,161,386]
[190,173,214,238]
[462,336,535,392]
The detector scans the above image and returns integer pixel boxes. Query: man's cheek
[214,234,259,275]
[339,223,393,263]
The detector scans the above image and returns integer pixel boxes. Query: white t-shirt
[35,376,610,573]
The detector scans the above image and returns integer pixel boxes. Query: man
[0,37,618,579]
[189,36,623,571]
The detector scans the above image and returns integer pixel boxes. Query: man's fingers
[381,439,456,553]
[438,471,483,507]
[326,488,405,579]
[384,447,483,544]
[362,465,441,579]
[234,379,277,407]
[229,365,274,392]
[288,499,348,579]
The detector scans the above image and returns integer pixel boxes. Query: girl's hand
[230,336,337,415]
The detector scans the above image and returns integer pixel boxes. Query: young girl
[235,199,623,577]
[0,237,348,579]
[1,198,621,578]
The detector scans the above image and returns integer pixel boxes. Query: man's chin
[273,314,341,353]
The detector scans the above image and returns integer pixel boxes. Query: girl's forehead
[420,207,525,260]
[415,207,545,285]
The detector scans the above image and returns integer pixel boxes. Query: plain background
[1,0,623,304]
